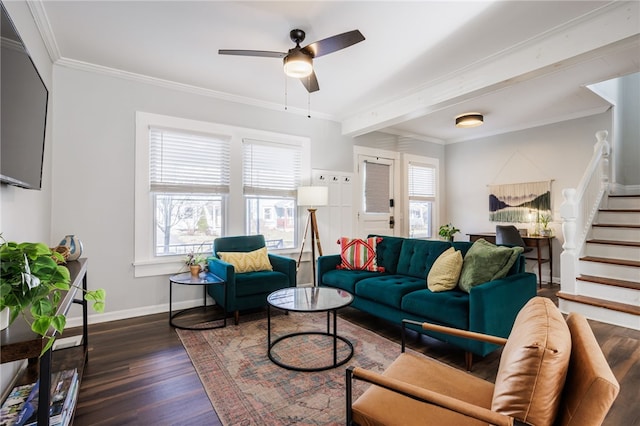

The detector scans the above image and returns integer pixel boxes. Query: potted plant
[539,213,553,236]
[184,244,207,277]
[0,238,106,354]
[438,223,460,241]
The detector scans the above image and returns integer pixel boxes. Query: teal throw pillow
[458,239,524,293]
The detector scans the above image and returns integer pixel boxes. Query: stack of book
[0,368,79,426]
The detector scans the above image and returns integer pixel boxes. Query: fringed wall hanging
[488,180,552,223]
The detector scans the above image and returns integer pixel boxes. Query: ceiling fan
[219,29,365,93]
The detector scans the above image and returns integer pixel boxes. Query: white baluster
[561,188,578,294]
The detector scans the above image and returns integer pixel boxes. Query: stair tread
[599,209,640,212]
[558,292,640,315]
[580,256,640,267]
[587,239,640,247]
[592,223,640,228]
[577,274,640,290]
[609,194,640,198]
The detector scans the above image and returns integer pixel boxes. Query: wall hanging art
[488,180,551,223]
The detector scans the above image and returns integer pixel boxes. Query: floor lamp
[297,186,329,286]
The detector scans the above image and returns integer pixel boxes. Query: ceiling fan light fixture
[283,51,313,78]
[455,113,484,128]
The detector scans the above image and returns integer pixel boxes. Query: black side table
[169,271,227,330]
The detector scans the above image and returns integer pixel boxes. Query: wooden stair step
[558,292,640,316]
[586,239,640,247]
[580,256,640,267]
[592,224,640,228]
[609,194,640,198]
[599,209,640,213]
[577,274,640,290]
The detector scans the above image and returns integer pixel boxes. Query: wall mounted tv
[1,2,49,190]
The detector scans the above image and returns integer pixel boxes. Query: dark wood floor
[69,287,640,425]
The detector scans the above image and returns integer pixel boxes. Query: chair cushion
[234,271,290,297]
[337,237,383,271]
[320,269,381,293]
[218,247,272,273]
[427,247,463,292]
[401,289,469,330]
[458,239,523,292]
[355,275,425,309]
[491,297,571,426]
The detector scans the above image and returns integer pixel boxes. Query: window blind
[243,139,302,197]
[408,163,436,199]
[364,161,390,213]
[149,128,230,193]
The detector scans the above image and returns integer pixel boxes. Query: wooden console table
[1,258,89,426]
[467,233,553,287]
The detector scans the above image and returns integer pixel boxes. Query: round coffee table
[267,287,354,372]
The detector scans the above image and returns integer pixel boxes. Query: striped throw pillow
[337,237,383,272]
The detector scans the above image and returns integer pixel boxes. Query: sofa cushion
[396,239,451,279]
[458,239,523,292]
[427,247,463,292]
[320,269,381,293]
[401,289,469,330]
[218,247,272,273]
[337,237,382,271]
[235,271,290,297]
[492,297,571,426]
[355,275,425,309]
[372,235,405,274]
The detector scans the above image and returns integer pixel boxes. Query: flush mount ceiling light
[455,113,484,128]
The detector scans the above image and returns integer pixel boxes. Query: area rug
[176,312,409,425]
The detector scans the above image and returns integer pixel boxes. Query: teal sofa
[318,236,537,368]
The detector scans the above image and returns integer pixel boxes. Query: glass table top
[267,287,354,312]
[169,271,224,285]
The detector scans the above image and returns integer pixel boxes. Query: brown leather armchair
[346,297,619,426]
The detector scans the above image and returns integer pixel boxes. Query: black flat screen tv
[0,2,49,190]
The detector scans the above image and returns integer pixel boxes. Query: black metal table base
[169,273,227,330]
[170,305,227,330]
[268,306,354,372]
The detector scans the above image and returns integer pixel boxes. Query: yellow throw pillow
[427,247,463,292]
[218,247,273,273]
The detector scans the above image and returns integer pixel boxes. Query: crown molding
[27,0,60,62]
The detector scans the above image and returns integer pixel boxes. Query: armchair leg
[465,352,473,372]
[346,367,355,425]
[234,310,239,325]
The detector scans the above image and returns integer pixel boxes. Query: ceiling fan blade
[301,30,365,58]
[218,49,286,58]
[300,70,319,93]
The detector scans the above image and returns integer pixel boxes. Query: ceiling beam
[341,1,640,137]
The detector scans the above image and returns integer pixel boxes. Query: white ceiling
[32,1,640,143]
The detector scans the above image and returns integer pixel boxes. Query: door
[356,153,397,237]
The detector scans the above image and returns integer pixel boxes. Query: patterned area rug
[176,312,405,425]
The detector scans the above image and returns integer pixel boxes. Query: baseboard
[610,183,640,195]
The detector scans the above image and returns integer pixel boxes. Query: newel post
[596,130,611,207]
[560,188,578,294]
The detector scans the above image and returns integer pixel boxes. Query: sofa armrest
[346,366,525,426]
[268,254,297,287]
[468,272,537,338]
[317,254,341,285]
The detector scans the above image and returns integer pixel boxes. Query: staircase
[558,194,640,330]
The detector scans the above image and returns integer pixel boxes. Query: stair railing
[560,130,611,293]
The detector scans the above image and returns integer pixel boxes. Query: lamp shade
[297,186,328,207]
[455,113,484,128]
[283,51,313,78]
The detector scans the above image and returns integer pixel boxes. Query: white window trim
[402,153,440,239]
[134,112,310,277]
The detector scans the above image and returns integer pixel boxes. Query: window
[150,128,230,256]
[407,159,437,239]
[134,112,310,277]
[243,139,302,249]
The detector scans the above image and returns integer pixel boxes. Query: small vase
[0,307,10,331]
[190,265,201,277]
[59,235,83,261]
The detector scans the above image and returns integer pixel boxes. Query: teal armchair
[207,235,296,325]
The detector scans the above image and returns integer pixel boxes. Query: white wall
[50,65,355,322]
[0,0,54,400]
[445,111,612,283]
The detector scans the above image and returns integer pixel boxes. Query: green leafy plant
[0,238,106,355]
[438,223,460,240]
[184,242,208,266]
[539,213,552,230]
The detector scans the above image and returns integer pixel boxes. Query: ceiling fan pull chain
[307,76,311,118]
[284,74,288,111]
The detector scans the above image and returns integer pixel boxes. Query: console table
[1,258,89,426]
[467,233,553,287]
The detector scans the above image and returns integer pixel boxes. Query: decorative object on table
[50,245,70,264]
[58,234,83,261]
[438,223,460,241]
[0,237,106,353]
[488,180,552,222]
[538,213,553,236]
[296,185,329,286]
[184,243,207,277]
